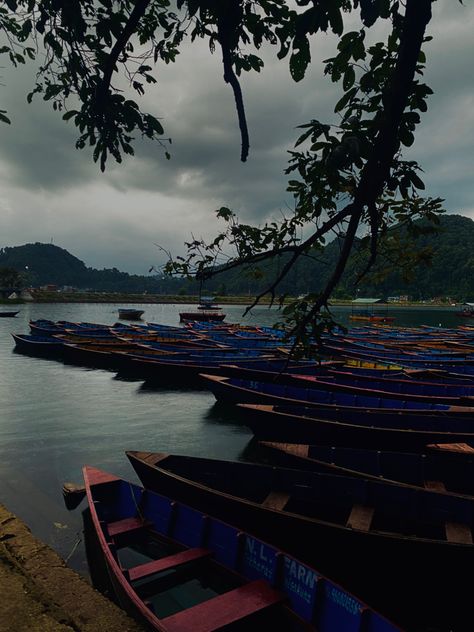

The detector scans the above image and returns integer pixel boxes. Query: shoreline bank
[1,293,461,309]
[0,503,143,632]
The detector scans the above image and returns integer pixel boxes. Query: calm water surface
[0,301,463,575]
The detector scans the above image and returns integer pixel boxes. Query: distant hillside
[200,214,474,301]
[0,243,187,294]
[1,214,473,299]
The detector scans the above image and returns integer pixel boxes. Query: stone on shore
[0,504,143,632]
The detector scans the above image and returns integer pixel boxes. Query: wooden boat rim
[83,466,163,631]
[204,374,474,415]
[258,442,474,500]
[126,452,470,546]
[236,403,474,439]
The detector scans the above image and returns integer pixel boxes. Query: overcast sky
[0,2,472,275]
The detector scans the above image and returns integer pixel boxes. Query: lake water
[0,301,463,576]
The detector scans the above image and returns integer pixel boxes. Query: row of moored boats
[13,318,474,631]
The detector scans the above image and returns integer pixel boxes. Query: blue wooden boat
[283,374,474,406]
[84,466,402,632]
[11,333,65,355]
[328,368,474,394]
[259,441,474,497]
[118,308,145,320]
[200,374,474,415]
[324,344,474,373]
[120,355,283,382]
[218,365,474,405]
[237,403,474,450]
[127,451,474,630]
[0,310,19,317]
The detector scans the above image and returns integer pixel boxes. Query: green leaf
[62,110,78,121]
[343,66,356,91]
[399,126,414,147]
[290,37,310,83]
[328,6,343,36]
[410,173,425,190]
[334,87,357,113]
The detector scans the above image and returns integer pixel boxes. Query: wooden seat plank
[427,443,474,454]
[346,504,374,532]
[425,480,447,492]
[262,491,290,511]
[107,517,148,538]
[445,522,473,544]
[162,579,283,632]
[127,548,212,582]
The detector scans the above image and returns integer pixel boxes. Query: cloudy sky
[0,2,472,275]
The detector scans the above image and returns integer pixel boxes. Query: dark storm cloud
[0,2,472,273]
[0,64,98,190]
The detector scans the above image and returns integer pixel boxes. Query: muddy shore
[0,504,143,632]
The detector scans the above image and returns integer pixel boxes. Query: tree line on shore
[0,214,472,301]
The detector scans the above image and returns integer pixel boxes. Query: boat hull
[127,453,473,631]
[239,404,474,450]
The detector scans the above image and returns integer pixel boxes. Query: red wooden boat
[179,297,226,323]
[349,315,395,323]
[84,465,402,632]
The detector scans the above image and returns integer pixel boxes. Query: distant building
[18,289,34,301]
[387,295,410,303]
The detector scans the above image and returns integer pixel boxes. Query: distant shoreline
[0,291,462,309]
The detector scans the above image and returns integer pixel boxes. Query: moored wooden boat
[84,465,402,632]
[0,310,19,317]
[11,333,65,355]
[237,403,474,450]
[118,308,145,320]
[200,374,474,416]
[127,451,474,630]
[349,315,395,323]
[259,441,474,497]
[284,373,474,406]
[179,297,226,323]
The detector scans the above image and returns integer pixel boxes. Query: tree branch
[217,1,249,162]
[289,0,433,338]
[96,0,151,106]
[355,0,433,204]
[290,204,362,339]
[199,204,354,281]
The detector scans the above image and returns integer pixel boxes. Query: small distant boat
[84,465,402,632]
[349,299,394,323]
[179,296,226,323]
[118,308,144,320]
[456,305,474,318]
[0,310,19,317]
[349,314,395,323]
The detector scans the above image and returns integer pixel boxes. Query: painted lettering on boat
[283,556,317,604]
[328,586,360,616]
[244,537,274,580]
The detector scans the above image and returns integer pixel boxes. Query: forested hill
[0,214,473,299]
[0,243,185,294]
[201,214,474,301]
